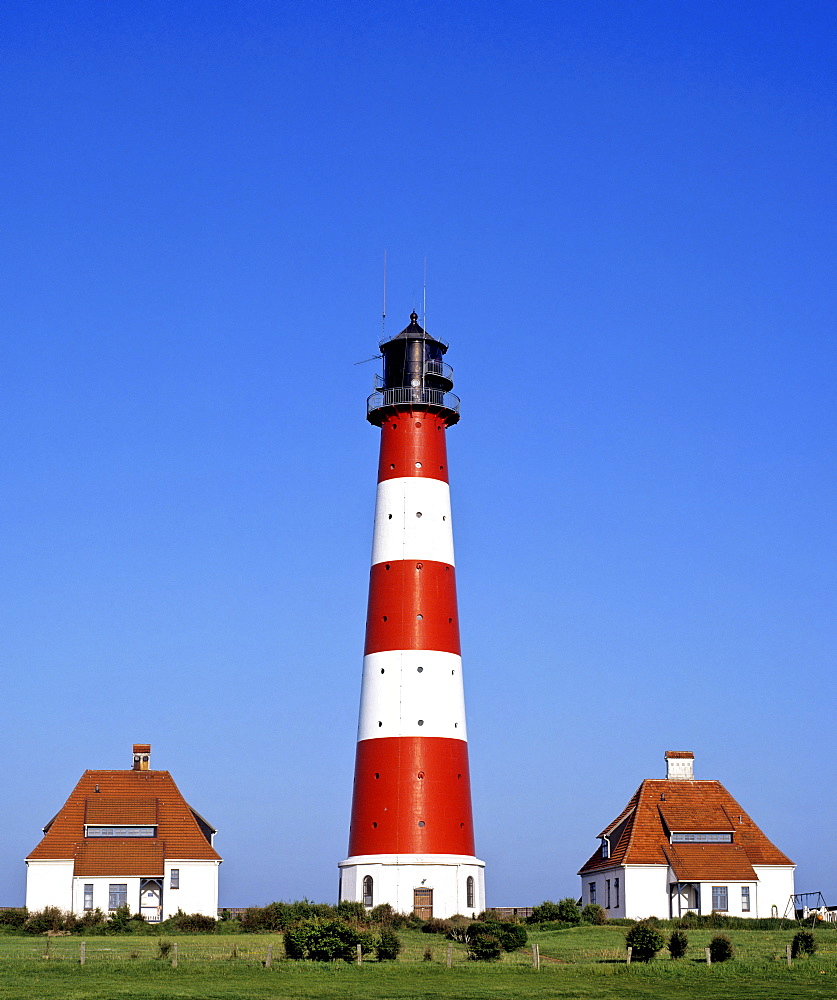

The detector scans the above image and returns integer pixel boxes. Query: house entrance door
[413,888,433,919]
[140,879,163,922]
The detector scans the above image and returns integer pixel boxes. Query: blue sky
[1,0,835,908]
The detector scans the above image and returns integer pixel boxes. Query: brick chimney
[132,744,151,771]
[665,750,694,780]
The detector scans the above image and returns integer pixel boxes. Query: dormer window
[86,825,157,838]
[600,837,610,859]
[671,832,732,843]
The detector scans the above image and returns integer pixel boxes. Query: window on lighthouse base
[362,876,373,908]
[466,876,475,909]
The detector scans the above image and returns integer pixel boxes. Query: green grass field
[0,925,834,999]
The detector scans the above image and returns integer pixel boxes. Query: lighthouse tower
[338,313,485,919]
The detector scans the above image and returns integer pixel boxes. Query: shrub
[156,939,173,959]
[337,901,369,924]
[79,908,107,929]
[370,903,407,928]
[526,901,562,923]
[0,909,27,929]
[466,926,502,961]
[791,930,816,958]
[421,917,452,935]
[709,933,734,962]
[475,920,527,952]
[556,898,582,924]
[581,903,607,925]
[625,921,665,962]
[170,912,216,933]
[422,945,434,961]
[24,907,76,934]
[668,929,688,959]
[284,918,371,962]
[376,928,401,960]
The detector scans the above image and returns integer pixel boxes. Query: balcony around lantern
[367,386,461,420]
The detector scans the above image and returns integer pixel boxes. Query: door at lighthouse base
[413,888,433,920]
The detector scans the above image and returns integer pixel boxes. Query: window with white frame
[589,882,597,905]
[711,886,728,911]
[108,884,127,910]
[605,879,611,908]
[741,886,750,912]
[86,826,156,838]
[671,832,732,843]
[466,875,475,909]
[83,884,94,910]
[614,878,620,908]
[362,875,373,908]
[170,869,179,889]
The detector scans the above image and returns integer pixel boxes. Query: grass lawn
[0,925,834,999]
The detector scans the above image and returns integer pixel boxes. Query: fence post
[265,944,273,969]
[532,942,540,970]
[43,937,50,961]
[172,942,178,968]
[705,946,711,966]
[80,940,86,966]
[626,945,632,965]
[356,943,362,965]
[786,944,792,967]
[446,943,452,968]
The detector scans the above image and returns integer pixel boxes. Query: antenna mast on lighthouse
[338,311,485,918]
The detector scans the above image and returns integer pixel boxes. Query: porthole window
[415,462,422,468]
[417,720,424,726]
[454,722,458,728]
[415,421,422,427]
[378,721,383,727]
[382,616,388,621]
[416,511,422,518]
[390,463,395,469]
[417,666,423,673]
[417,771,425,779]
[416,614,423,620]
[380,668,385,674]
[442,515,446,520]
[416,562,423,569]
[388,514,393,519]
[374,773,380,779]
[385,563,390,569]
[418,821,425,827]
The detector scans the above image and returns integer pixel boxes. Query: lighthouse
[338,312,485,919]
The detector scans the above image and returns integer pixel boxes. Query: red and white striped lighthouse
[338,313,485,919]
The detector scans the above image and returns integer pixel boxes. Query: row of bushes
[4,907,218,936]
[625,922,818,962]
[526,899,607,925]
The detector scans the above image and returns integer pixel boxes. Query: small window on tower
[362,876,374,908]
[466,875,475,909]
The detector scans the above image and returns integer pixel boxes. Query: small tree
[466,924,502,961]
[791,930,816,958]
[625,921,665,962]
[556,898,581,924]
[284,918,371,962]
[581,903,607,925]
[709,933,734,962]
[376,928,401,960]
[668,929,688,959]
[526,901,562,923]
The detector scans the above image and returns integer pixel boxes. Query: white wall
[163,861,220,919]
[622,865,672,920]
[753,866,795,918]
[26,860,73,912]
[580,866,626,918]
[339,854,485,918]
[26,860,219,919]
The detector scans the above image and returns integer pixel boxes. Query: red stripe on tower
[338,313,485,919]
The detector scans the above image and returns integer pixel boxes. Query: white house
[578,751,795,920]
[26,744,221,921]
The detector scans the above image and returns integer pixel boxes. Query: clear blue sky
[1,0,834,909]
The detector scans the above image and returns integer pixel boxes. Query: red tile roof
[27,770,221,872]
[579,778,792,876]
[662,843,757,881]
[73,841,166,877]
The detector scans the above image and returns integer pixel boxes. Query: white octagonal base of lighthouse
[339,855,485,919]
